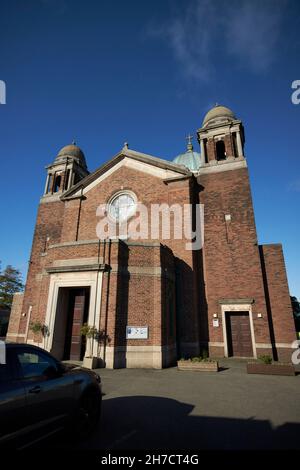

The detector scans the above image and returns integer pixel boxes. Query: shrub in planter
[177,356,219,372]
[247,354,295,376]
[29,321,49,348]
[80,323,110,369]
[258,354,272,364]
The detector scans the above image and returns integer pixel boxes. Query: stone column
[200,139,206,163]
[207,138,216,162]
[236,131,243,157]
[44,174,50,195]
[70,171,75,188]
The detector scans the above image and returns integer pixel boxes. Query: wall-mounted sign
[126,326,148,339]
[213,319,219,328]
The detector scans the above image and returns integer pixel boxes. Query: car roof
[4,342,48,353]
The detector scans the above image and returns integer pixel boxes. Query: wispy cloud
[227,1,287,72]
[147,0,288,82]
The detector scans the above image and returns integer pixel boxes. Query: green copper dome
[173,150,201,171]
[173,137,203,171]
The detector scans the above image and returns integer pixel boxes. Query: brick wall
[8,153,295,366]
[198,166,271,355]
[9,200,65,338]
[259,244,296,362]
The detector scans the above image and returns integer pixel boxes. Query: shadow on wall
[113,241,130,368]
[78,395,300,450]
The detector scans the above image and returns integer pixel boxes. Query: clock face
[108,192,136,222]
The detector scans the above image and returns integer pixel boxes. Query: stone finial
[123,141,129,150]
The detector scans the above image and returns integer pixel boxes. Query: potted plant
[177,354,219,372]
[246,354,295,376]
[29,321,49,349]
[80,324,110,369]
[80,323,99,369]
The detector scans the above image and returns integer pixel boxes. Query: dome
[54,143,87,169]
[203,104,236,127]
[173,149,202,171]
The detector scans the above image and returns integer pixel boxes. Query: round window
[108,192,137,222]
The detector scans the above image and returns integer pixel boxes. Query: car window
[16,350,59,380]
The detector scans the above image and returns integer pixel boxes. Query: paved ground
[62,359,300,450]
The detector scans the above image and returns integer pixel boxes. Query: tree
[291,296,300,333]
[0,263,24,308]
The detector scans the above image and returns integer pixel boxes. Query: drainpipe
[25,305,32,344]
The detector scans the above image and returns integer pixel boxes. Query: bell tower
[43,142,89,199]
[197,104,245,165]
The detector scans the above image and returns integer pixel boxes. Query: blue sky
[0,0,299,297]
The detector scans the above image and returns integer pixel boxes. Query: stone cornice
[218,298,254,305]
[46,263,109,274]
[61,149,191,200]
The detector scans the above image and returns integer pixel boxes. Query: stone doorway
[51,287,90,361]
[225,311,253,358]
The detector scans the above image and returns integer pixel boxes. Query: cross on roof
[186,134,193,150]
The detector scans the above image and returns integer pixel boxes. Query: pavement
[60,358,300,450]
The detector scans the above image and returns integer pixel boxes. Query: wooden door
[70,289,86,361]
[226,312,253,357]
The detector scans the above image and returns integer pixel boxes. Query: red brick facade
[7,108,297,367]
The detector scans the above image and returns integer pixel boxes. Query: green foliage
[80,323,98,338]
[180,355,213,363]
[80,323,110,344]
[258,354,272,364]
[29,321,43,334]
[0,316,9,337]
[191,357,201,362]
[201,349,208,360]
[0,263,24,308]
[291,296,300,332]
[29,321,49,337]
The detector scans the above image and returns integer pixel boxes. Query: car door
[0,347,27,445]
[15,346,75,436]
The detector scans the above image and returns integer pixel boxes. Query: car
[0,342,102,449]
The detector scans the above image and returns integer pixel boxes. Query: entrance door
[67,288,90,361]
[51,287,90,361]
[226,312,253,357]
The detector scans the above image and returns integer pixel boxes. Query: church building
[7,105,296,368]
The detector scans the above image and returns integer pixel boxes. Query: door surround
[44,271,103,358]
[220,302,257,358]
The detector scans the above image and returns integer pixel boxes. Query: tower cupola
[43,142,89,198]
[197,104,245,165]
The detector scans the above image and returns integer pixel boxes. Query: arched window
[53,174,61,192]
[64,169,70,190]
[216,140,226,161]
[108,191,137,222]
[46,174,53,193]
